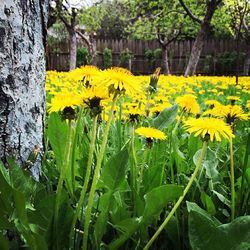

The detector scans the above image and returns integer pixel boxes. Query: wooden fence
[47,38,249,75]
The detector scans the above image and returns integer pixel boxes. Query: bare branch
[243,18,250,33]
[94,0,104,6]
[76,30,91,48]
[178,0,202,23]
[59,14,71,30]
[165,29,182,46]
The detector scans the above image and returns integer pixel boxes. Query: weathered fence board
[47,38,249,75]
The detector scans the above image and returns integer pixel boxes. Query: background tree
[94,0,130,39]
[179,0,222,76]
[0,0,48,179]
[225,0,250,80]
[243,17,250,75]
[49,0,106,69]
[125,0,200,74]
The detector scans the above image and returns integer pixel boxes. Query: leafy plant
[76,47,92,67]
[103,48,112,68]
[119,48,134,69]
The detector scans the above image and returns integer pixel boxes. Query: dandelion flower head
[184,117,234,141]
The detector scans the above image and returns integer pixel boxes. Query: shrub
[119,48,134,69]
[103,48,112,68]
[76,47,92,67]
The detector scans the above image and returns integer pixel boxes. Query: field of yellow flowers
[1,66,249,250]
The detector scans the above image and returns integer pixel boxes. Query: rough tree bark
[244,52,250,75]
[89,33,97,66]
[59,7,77,70]
[69,29,77,70]
[162,46,171,75]
[243,19,250,75]
[179,0,221,76]
[0,0,48,179]
[157,29,181,75]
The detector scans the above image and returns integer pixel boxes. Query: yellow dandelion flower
[176,94,200,114]
[81,86,109,116]
[227,95,241,101]
[98,67,142,96]
[149,102,171,115]
[204,100,221,107]
[123,106,145,122]
[67,65,101,84]
[207,105,248,122]
[135,127,167,140]
[48,91,82,113]
[184,117,234,141]
[246,101,250,109]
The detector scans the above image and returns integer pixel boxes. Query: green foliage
[152,105,178,130]
[188,202,250,250]
[103,48,113,68]
[76,47,92,67]
[145,48,162,61]
[2,65,250,250]
[119,48,134,68]
[203,51,246,75]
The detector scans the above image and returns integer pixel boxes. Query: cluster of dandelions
[46,66,249,249]
[47,66,249,122]
[46,66,249,145]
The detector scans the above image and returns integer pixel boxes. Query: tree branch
[165,29,182,46]
[243,18,250,33]
[59,14,71,31]
[76,30,91,48]
[178,0,202,24]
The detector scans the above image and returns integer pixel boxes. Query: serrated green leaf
[188,202,250,250]
[152,105,178,130]
[47,113,68,167]
[95,147,129,245]
[108,218,141,250]
[193,147,220,184]
[143,184,183,221]
[98,147,129,191]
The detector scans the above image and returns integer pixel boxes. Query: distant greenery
[119,48,134,68]
[103,48,113,68]
[203,51,246,75]
[76,47,92,67]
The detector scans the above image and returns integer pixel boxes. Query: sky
[64,0,95,8]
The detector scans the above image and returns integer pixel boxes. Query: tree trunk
[69,30,77,70]
[89,34,97,66]
[162,46,171,75]
[184,0,219,76]
[244,51,250,75]
[0,0,48,179]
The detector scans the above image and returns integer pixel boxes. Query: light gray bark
[89,33,97,66]
[244,52,250,75]
[182,0,221,76]
[69,31,77,70]
[162,46,170,75]
[0,0,48,179]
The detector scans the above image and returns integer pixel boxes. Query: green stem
[71,109,84,196]
[172,111,184,136]
[239,133,250,214]
[82,96,118,250]
[171,111,185,185]
[54,120,73,248]
[130,126,138,215]
[137,146,150,193]
[143,141,208,250]
[242,189,250,213]
[191,164,204,201]
[230,137,235,221]
[70,115,98,240]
